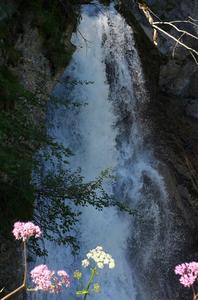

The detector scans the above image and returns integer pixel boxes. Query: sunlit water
[31,3,167,300]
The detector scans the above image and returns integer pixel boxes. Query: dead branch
[188,16,198,23]
[172,32,185,58]
[190,50,198,65]
[137,1,198,63]
[170,19,198,28]
[138,3,158,45]
[152,23,198,56]
[153,21,198,41]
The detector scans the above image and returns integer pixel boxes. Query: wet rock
[118,1,198,299]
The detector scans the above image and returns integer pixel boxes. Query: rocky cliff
[118,0,198,299]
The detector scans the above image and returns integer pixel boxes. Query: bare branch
[137,1,198,63]
[153,28,158,46]
[147,7,162,21]
[76,29,92,54]
[188,16,198,23]
[170,19,198,27]
[152,23,198,56]
[172,32,186,58]
[190,50,198,65]
[153,21,198,40]
[138,3,159,46]
[77,29,90,44]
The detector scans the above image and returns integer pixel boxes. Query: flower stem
[0,241,27,300]
[23,241,27,287]
[193,293,198,300]
[26,288,38,292]
[83,268,97,300]
[0,284,25,300]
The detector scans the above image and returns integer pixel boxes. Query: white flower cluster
[81,246,115,269]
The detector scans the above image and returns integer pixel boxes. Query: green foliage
[0,1,22,66]
[0,0,78,70]
[33,165,135,254]
[0,68,37,231]
[0,1,17,19]
[0,67,71,239]
[19,0,78,72]
[32,3,70,71]
[0,0,135,255]
[0,0,79,239]
[35,168,111,244]
[0,67,135,254]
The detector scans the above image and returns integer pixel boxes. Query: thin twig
[190,50,198,65]
[147,7,162,21]
[172,32,185,58]
[153,21,198,40]
[152,24,198,56]
[77,29,91,44]
[188,16,198,23]
[170,19,198,27]
[23,241,27,287]
[92,2,106,16]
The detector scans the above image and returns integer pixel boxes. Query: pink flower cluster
[57,270,71,287]
[175,262,198,287]
[12,221,42,241]
[30,265,71,293]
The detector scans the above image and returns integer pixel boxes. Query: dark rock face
[146,0,198,23]
[118,1,198,299]
[151,94,198,299]
[118,0,198,98]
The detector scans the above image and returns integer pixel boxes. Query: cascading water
[31,2,169,300]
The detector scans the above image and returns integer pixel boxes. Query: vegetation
[0,67,35,227]
[0,0,79,72]
[23,0,78,72]
[0,0,134,255]
[1,222,115,299]
[0,66,68,245]
[0,0,77,249]
[0,64,131,254]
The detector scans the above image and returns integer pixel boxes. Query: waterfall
[31,3,168,300]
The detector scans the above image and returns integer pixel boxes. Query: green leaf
[76,290,89,296]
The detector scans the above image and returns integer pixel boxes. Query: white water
[31,3,168,300]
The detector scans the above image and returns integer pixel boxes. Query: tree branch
[172,32,186,58]
[137,1,198,62]
[152,23,198,56]
[153,21,198,40]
